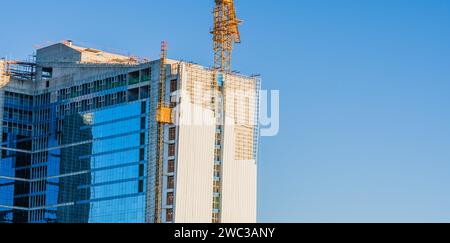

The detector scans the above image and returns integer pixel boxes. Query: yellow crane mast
[155,41,173,223]
[153,0,242,223]
[211,0,242,223]
[212,0,242,73]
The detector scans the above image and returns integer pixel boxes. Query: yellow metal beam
[212,0,242,73]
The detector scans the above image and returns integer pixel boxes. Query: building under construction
[1,0,260,223]
[0,40,261,223]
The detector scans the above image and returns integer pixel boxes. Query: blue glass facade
[2,44,260,223]
[56,102,149,223]
[0,69,155,223]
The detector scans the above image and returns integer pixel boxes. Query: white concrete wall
[174,95,216,223]
[174,65,258,223]
[221,117,257,223]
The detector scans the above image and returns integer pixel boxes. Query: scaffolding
[6,61,36,81]
[0,57,37,84]
[180,63,259,223]
[0,59,8,86]
[154,41,174,223]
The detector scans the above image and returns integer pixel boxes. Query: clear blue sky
[2,0,450,222]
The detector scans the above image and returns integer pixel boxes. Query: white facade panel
[173,65,259,223]
[174,93,216,223]
[221,117,257,223]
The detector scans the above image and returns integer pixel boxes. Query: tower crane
[212,0,242,73]
[210,0,242,223]
[153,0,242,223]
